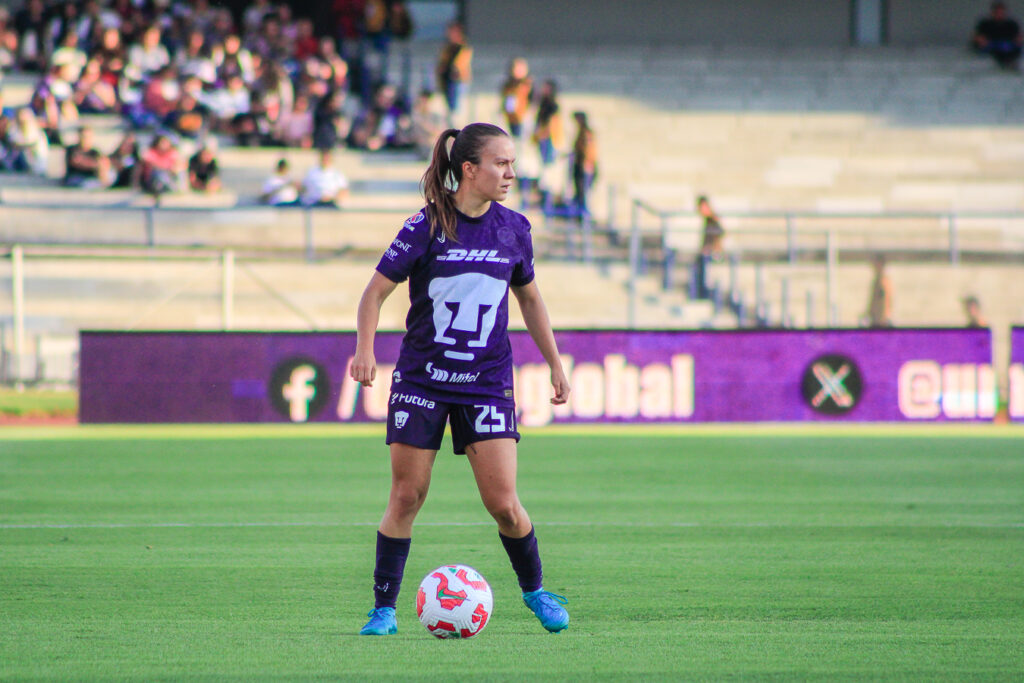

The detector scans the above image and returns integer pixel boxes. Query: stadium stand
[2,23,1023,385]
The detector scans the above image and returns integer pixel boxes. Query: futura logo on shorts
[425,362,480,384]
[390,392,436,409]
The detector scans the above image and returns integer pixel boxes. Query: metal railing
[0,200,411,259]
[624,198,1024,328]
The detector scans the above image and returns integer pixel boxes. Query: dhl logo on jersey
[437,249,510,264]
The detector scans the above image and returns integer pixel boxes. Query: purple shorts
[385,387,520,454]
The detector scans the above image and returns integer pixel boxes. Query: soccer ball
[416,564,493,639]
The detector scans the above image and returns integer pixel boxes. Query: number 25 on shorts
[474,405,510,434]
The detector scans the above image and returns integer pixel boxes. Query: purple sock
[499,526,543,593]
[373,531,411,609]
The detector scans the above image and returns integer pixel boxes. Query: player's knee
[485,499,521,529]
[390,484,428,515]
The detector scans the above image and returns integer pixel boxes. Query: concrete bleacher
[0,251,636,332]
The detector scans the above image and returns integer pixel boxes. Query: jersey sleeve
[510,215,535,287]
[375,209,431,283]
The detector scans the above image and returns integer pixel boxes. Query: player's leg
[464,437,531,536]
[361,393,447,636]
[361,443,437,636]
[380,442,438,538]
[454,406,569,633]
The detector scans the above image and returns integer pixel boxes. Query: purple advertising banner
[1011,327,1024,422]
[79,329,995,424]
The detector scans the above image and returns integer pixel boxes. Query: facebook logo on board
[268,357,330,422]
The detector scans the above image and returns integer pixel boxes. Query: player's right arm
[352,271,399,387]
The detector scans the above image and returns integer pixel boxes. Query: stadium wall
[465,0,984,47]
[888,0,984,45]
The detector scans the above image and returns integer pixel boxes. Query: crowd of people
[0,0,598,211]
[496,57,598,216]
[0,0,448,200]
[0,0,428,145]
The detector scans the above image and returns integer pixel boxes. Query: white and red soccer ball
[416,564,493,639]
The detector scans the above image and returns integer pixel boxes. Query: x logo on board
[801,354,864,415]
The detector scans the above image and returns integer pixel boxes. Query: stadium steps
[0,254,636,335]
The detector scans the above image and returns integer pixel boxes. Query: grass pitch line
[2,422,1022,441]
[3,521,1022,530]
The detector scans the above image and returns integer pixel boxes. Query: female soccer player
[351,123,572,636]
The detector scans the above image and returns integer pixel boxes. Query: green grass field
[0,389,77,417]
[2,424,1023,681]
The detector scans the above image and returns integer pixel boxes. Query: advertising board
[79,329,995,424]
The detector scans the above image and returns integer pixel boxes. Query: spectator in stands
[165,80,208,139]
[208,8,237,47]
[570,111,598,216]
[108,129,139,188]
[31,62,79,142]
[436,21,472,126]
[500,57,533,138]
[316,35,351,94]
[972,1,1022,70]
[276,92,314,147]
[300,148,349,207]
[139,64,180,124]
[126,25,170,83]
[50,31,87,82]
[230,90,266,147]
[140,133,184,199]
[333,0,365,63]
[410,89,442,160]
[0,91,15,167]
[175,29,216,85]
[312,88,350,150]
[691,195,725,299]
[276,4,300,48]
[76,0,110,55]
[187,140,220,193]
[0,9,18,75]
[295,55,331,104]
[698,195,725,258]
[73,57,119,113]
[94,27,127,87]
[5,107,49,175]
[292,17,319,62]
[14,0,47,73]
[533,79,563,167]
[348,82,413,151]
[253,60,294,114]
[388,1,415,98]
[963,295,988,327]
[64,124,110,187]
[533,79,563,207]
[864,254,893,328]
[45,1,81,60]
[363,0,390,88]
[203,73,251,134]
[247,13,289,66]
[218,34,255,85]
[242,0,274,39]
[260,158,299,206]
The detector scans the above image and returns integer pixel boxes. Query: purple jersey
[375,202,535,403]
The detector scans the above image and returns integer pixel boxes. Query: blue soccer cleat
[359,607,397,635]
[522,589,569,633]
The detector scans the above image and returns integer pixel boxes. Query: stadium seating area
[2,42,1024,384]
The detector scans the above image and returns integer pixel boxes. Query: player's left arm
[511,280,570,405]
